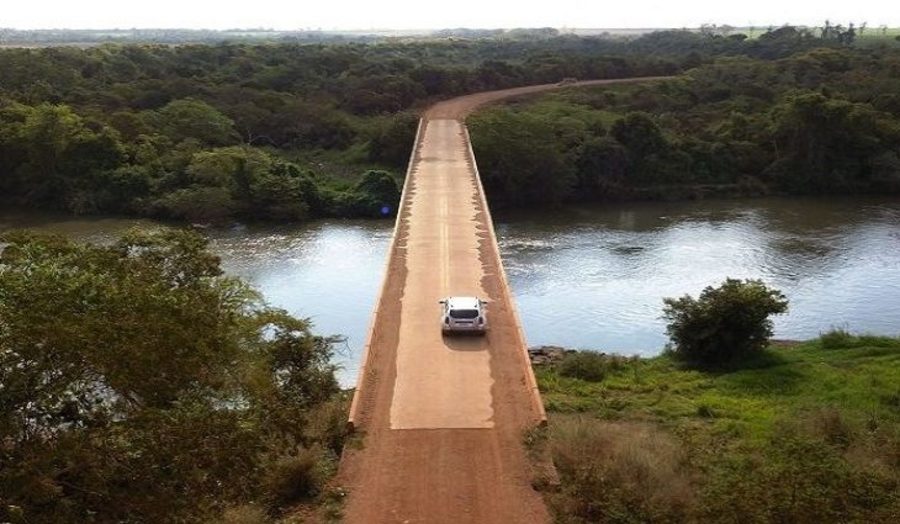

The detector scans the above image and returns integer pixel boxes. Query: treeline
[0,27,570,45]
[0,38,683,222]
[0,28,384,45]
[1,28,898,221]
[470,43,900,207]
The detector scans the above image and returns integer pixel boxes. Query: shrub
[558,351,632,382]
[262,445,333,510]
[662,278,788,367]
[325,170,401,218]
[820,327,857,349]
[303,395,352,456]
[156,186,239,223]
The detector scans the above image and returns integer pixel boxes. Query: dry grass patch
[548,416,695,523]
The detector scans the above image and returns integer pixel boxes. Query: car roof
[446,296,481,309]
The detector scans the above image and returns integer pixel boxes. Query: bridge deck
[338,117,548,523]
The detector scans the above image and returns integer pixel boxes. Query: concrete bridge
[337,77,671,523]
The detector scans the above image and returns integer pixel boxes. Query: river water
[3,196,899,385]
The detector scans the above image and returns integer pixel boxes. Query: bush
[262,445,333,509]
[662,278,788,367]
[303,395,352,455]
[820,328,858,349]
[558,351,632,382]
[325,170,401,218]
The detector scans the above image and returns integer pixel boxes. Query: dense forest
[1,26,898,223]
[469,29,900,207]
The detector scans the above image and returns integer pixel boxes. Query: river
[3,196,899,385]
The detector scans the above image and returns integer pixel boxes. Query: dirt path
[337,77,671,523]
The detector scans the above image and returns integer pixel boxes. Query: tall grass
[548,416,695,522]
[820,328,900,350]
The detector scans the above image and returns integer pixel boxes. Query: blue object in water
[380,205,391,216]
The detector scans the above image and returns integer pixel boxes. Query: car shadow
[442,334,489,352]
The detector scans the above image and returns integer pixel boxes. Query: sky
[1,0,897,31]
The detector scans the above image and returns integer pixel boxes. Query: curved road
[338,77,672,523]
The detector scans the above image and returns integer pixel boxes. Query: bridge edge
[346,117,425,432]
[461,124,549,426]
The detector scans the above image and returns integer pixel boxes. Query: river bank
[531,334,900,522]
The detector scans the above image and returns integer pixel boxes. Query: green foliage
[0,229,343,522]
[819,328,900,350]
[469,107,577,207]
[2,33,899,219]
[663,279,789,367]
[326,169,401,218]
[368,111,419,167]
[700,411,900,523]
[150,98,239,146]
[768,91,900,192]
[557,351,633,382]
[469,43,900,205]
[574,136,628,198]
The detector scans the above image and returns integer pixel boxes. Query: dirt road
[338,77,670,523]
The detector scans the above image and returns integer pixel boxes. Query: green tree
[662,279,789,367]
[368,111,419,167]
[575,136,629,197]
[13,103,124,209]
[0,229,341,522]
[249,162,322,221]
[152,98,239,146]
[469,108,576,207]
[610,112,671,184]
[768,91,900,192]
[351,169,402,217]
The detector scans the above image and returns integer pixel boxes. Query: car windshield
[449,309,479,319]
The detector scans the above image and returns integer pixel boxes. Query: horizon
[1,1,897,33]
[1,23,894,34]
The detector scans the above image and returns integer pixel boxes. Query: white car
[439,296,488,335]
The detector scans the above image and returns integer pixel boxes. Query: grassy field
[535,333,900,522]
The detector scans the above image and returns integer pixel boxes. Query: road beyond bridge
[337,77,671,523]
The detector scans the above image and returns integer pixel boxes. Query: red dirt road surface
[338,77,671,523]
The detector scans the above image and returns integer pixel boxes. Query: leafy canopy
[662,278,789,366]
[0,229,341,522]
